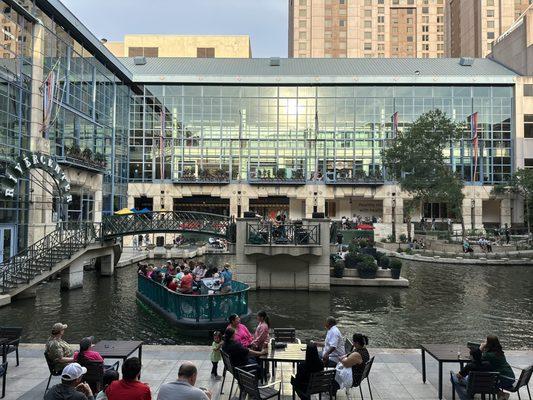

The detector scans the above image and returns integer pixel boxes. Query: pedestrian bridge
[101,211,235,241]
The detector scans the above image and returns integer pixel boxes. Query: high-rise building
[446,0,532,58]
[288,0,446,58]
[104,35,252,58]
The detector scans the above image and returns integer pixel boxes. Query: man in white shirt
[313,316,346,367]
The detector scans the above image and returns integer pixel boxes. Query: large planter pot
[390,269,401,279]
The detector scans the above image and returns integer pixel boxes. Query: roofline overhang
[35,0,133,84]
[130,75,517,85]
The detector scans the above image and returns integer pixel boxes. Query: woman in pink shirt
[74,337,104,363]
[250,310,271,351]
[227,314,253,347]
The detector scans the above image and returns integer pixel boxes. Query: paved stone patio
[2,344,531,400]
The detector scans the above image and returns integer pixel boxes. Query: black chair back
[0,362,6,378]
[274,328,297,343]
[514,365,533,391]
[221,350,235,375]
[44,352,61,375]
[344,338,353,355]
[306,369,337,396]
[361,356,375,381]
[82,361,104,394]
[235,368,261,399]
[467,371,500,398]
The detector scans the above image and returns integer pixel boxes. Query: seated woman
[74,337,104,363]
[450,348,492,400]
[249,310,270,351]
[481,335,515,397]
[226,314,253,348]
[222,327,266,372]
[338,333,370,388]
[291,343,324,398]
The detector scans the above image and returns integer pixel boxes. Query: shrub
[396,247,403,253]
[358,239,369,248]
[387,234,396,243]
[390,259,402,269]
[348,242,359,254]
[344,252,362,268]
[380,238,387,243]
[333,259,345,278]
[357,255,378,278]
[330,253,342,266]
[379,255,390,268]
[399,234,407,243]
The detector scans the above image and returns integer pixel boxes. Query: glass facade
[129,84,513,185]
[0,1,33,251]
[35,6,131,216]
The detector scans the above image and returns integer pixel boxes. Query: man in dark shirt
[44,363,94,400]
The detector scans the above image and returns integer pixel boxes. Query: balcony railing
[246,222,320,245]
[325,172,384,185]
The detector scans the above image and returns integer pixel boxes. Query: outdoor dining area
[0,323,532,400]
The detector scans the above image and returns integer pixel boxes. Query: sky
[62,0,288,58]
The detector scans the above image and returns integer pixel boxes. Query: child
[210,331,223,380]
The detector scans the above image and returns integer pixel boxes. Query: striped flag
[312,109,320,181]
[160,110,165,179]
[392,112,399,138]
[42,70,57,137]
[471,112,479,181]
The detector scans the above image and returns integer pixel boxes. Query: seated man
[45,322,74,373]
[450,348,492,400]
[44,363,93,400]
[157,362,211,400]
[219,264,233,294]
[312,316,346,367]
[105,357,151,400]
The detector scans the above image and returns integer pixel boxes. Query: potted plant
[293,169,304,180]
[399,234,407,243]
[333,259,345,278]
[276,168,287,180]
[67,143,81,158]
[390,259,402,279]
[344,252,363,269]
[81,148,93,161]
[182,168,195,180]
[378,255,390,269]
[357,255,378,279]
[94,152,106,167]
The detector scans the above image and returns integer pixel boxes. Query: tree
[493,168,533,241]
[382,109,466,237]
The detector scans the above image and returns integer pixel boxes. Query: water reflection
[0,262,531,348]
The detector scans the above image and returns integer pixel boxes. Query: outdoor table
[420,344,472,400]
[92,340,143,369]
[260,342,307,380]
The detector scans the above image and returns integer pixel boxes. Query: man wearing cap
[44,363,94,400]
[46,323,74,372]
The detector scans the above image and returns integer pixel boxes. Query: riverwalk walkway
[3,344,531,399]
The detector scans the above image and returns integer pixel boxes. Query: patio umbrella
[138,208,152,214]
[115,208,133,215]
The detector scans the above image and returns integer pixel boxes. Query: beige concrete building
[103,35,252,58]
[446,0,532,58]
[288,0,446,58]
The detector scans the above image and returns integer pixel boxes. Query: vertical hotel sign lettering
[1,152,72,203]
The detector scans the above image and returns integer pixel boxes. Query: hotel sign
[1,152,72,203]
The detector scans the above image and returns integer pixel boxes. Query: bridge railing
[0,222,101,294]
[102,211,234,241]
[246,222,320,245]
[137,274,249,322]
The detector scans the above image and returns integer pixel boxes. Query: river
[1,262,531,349]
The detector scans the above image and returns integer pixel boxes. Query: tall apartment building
[446,0,532,58]
[104,34,252,58]
[288,0,446,58]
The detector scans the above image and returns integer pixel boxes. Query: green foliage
[399,234,407,243]
[378,255,390,268]
[344,252,363,268]
[390,259,403,269]
[382,110,465,234]
[357,255,378,275]
[348,241,360,254]
[387,234,396,243]
[333,259,345,278]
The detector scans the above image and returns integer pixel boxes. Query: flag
[471,112,479,181]
[313,109,320,181]
[42,70,56,136]
[160,110,165,179]
[392,111,399,138]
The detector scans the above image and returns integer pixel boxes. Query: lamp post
[471,199,476,231]
[392,196,397,240]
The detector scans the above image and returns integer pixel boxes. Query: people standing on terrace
[227,314,253,347]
